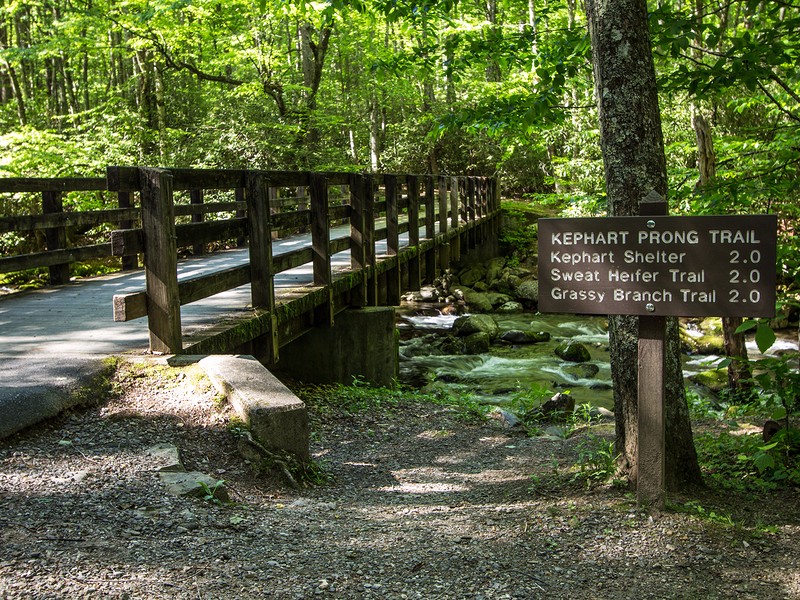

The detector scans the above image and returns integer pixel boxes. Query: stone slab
[199,355,309,462]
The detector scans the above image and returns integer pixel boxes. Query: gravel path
[1,359,798,599]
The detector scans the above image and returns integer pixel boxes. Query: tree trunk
[585,0,702,490]
[485,0,501,82]
[692,110,752,393]
[369,94,382,171]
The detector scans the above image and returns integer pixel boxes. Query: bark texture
[585,0,702,489]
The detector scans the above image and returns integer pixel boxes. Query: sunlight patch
[417,429,455,439]
[376,482,469,493]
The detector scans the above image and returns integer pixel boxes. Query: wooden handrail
[1,168,499,357]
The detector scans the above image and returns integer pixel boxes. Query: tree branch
[757,80,800,123]
[150,37,246,87]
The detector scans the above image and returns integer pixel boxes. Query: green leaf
[755,323,776,353]
[735,320,757,334]
[753,452,775,473]
[771,406,787,421]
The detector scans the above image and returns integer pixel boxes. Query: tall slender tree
[584,0,703,490]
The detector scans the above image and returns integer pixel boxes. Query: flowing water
[397,305,799,411]
[398,307,615,409]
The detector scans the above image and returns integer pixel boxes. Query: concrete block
[199,355,309,462]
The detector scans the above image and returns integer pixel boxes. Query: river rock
[528,331,551,342]
[418,286,441,302]
[485,292,513,308]
[527,392,575,422]
[689,368,728,392]
[680,317,726,353]
[563,363,600,379]
[451,285,494,313]
[492,271,523,296]
[499,329,549,344]
[463,332,491,354]
[555,341,591,362]
[500,329,534,343]
[399,334,445,359]
[145,443,185,472]
[485,258,507,287]
[159,471,230,503]
[452,314,499,339]
[496,301,524,313]
[457,264,488,288]
[515,278,539,304]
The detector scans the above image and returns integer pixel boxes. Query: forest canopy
[0,0,798,264]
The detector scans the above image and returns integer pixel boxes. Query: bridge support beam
[276,307,398,388]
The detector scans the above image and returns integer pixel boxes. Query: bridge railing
[107,167,498,358]
[0,174,362,286]
[0,177,140,285]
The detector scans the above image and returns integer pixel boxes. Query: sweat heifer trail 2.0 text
[537,215,777,317]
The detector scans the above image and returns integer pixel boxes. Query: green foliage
[673,500,735,527]
[695,429,800,492]
[508,382,553,417]
[573,433,619,486]
[296,377,409,415]
[197,479,229,506]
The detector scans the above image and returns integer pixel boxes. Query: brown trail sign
[537,200,777,509]
[538,213,776,318]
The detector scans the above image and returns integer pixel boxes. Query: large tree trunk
[585,0,702,490]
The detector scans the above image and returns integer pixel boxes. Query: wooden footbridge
[1,167,499,370]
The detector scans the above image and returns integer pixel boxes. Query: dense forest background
[0,0,798,288]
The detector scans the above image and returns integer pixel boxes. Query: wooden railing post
[449,176,460,263]
[139,167,181,354]
[364,174,378,306]
[235,187,247,246]
[245,171,279,363]
[406,174,421,291]
[190,189,205,256]
[269,186,279,240]
[384,174,401,305]
[423,175,437,282]
[467,176,477,249]
[348,173,368,307]
[385,174,399,256]
[117,191,139,270]
[310,173,334,326]
[437,175,449,270]
[42,190,69,285]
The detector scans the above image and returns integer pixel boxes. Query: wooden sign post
[537,196,777,508]
[636,192,667,509]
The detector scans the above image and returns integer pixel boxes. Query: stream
[397,305,799,411]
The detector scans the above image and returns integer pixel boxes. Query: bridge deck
[0,223,408,436]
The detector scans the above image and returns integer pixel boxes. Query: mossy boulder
[451,285,494,313]
[485,258,507,287]
[563,363,600,380]
[496,301,524,313]
[452,314,499,339]
[499,329,551,344]
[485,292,513,308]
[555,341,591,363]
[463,332,491,354]
[515,278,539,304]
[457,264,488,288]
[689,368,728,393]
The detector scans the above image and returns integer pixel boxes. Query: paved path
[0,224,397,437]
